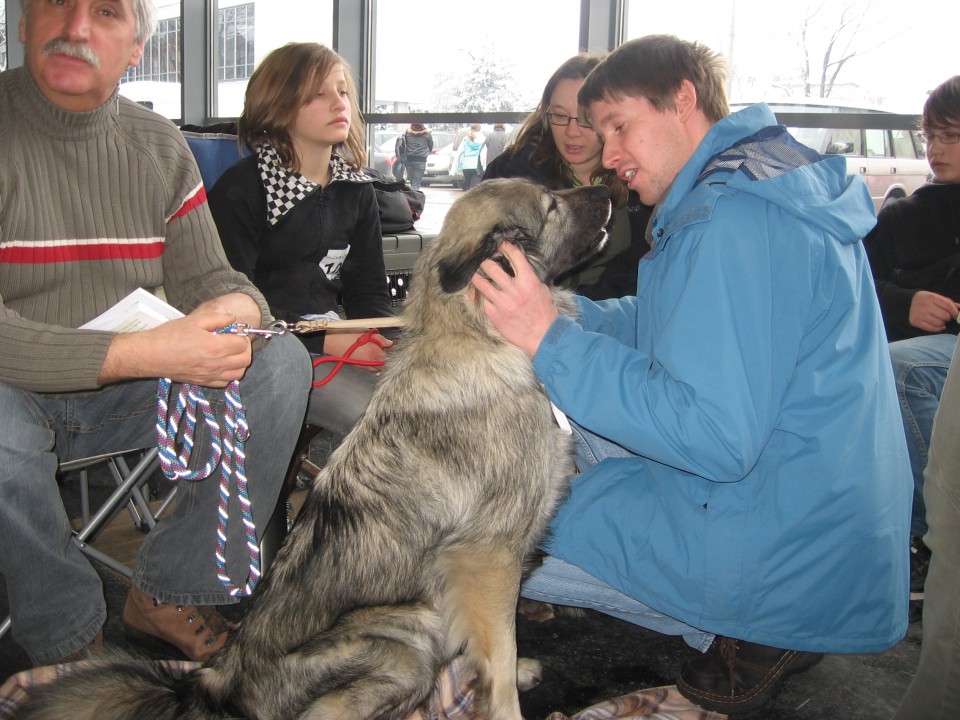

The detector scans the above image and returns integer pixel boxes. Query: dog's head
[421,179,612,295]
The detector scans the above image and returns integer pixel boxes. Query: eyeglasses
[546,112,593,130]
[918,130,960,145]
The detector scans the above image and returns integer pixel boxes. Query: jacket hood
[660,104,876,246]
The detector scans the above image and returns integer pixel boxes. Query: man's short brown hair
[579,34,729,124]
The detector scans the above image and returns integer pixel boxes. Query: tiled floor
[0,440,922,719]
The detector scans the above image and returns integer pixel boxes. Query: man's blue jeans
[521,422,714,652]
[0,333,310,665]
[405,160,426,191]
[890,334,957,536]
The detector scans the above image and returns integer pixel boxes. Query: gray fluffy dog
[18,179,612,720]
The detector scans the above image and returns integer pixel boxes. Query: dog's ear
[437,228,519,294]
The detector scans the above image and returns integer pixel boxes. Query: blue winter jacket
[534,104,911,653]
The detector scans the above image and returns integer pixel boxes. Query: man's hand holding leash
[99,292,263,388]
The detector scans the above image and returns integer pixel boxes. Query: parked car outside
[371,131,401,175]
[732,100,930,212]
[372,130,456,181]
[423,143,460,187]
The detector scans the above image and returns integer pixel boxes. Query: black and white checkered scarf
[257,144,371,226]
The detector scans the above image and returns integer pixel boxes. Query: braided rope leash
[155,323,261,597]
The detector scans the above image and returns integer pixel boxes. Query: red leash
[312,328,387,387]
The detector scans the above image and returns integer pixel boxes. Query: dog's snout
[577,185,612,220]
[587,185,611,200]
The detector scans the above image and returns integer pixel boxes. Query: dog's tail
[15,652,215,720]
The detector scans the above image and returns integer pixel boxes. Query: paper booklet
[79,288,184,333]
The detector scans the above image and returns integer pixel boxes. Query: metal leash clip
[229,320,291,338]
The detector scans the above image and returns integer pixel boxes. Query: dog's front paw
[517,598,555,622]
[516,657,543,692]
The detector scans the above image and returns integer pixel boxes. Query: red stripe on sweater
[168,183,207,223]
[0,239,165,264]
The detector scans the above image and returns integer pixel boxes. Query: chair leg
[282,424,324,494]
[73,449,161,548]
[259,424,324,574]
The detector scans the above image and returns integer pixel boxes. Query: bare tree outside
[628,0,947,108]
[790,0,900,98]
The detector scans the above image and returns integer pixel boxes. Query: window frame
[0,0,922,138]
[215,2,255,83]
[0,1,627,124]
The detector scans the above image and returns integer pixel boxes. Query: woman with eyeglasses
[863,75,960,639]
[482,54,653,300]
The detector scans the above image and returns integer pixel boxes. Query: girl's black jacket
[209,154,393,354]
[864,182,960,341]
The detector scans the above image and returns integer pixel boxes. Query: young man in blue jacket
[472,35,911,715]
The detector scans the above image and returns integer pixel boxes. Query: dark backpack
[365,168,426,234]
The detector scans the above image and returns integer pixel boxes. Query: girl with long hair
[209,42,394,439]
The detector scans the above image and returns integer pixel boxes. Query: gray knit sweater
[0,67,270,393]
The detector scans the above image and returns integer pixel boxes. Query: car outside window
[891,129,922,160]
[732,102,928,211]
[865,128,889,158]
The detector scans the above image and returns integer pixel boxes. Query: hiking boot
[676,636,823,714]
[123,586,234,662]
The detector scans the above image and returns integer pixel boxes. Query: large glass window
[373,0,580,116]
[217,3,255,82]
[119,1,182,119]
[125,16,180,84]
[370,0,580,192]
[625,0,956,112]
[214,0,333,118]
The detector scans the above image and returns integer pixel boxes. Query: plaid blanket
[0,656,726,720]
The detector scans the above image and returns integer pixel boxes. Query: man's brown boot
[123,586,234,662]
[676,636,823,714]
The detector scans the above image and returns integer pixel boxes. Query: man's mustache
[42,38,100,68]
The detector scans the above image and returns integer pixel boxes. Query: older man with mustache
[0,0,311,667]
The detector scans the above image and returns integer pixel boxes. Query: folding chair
[0,447,165,640]
[62,447,166,578]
